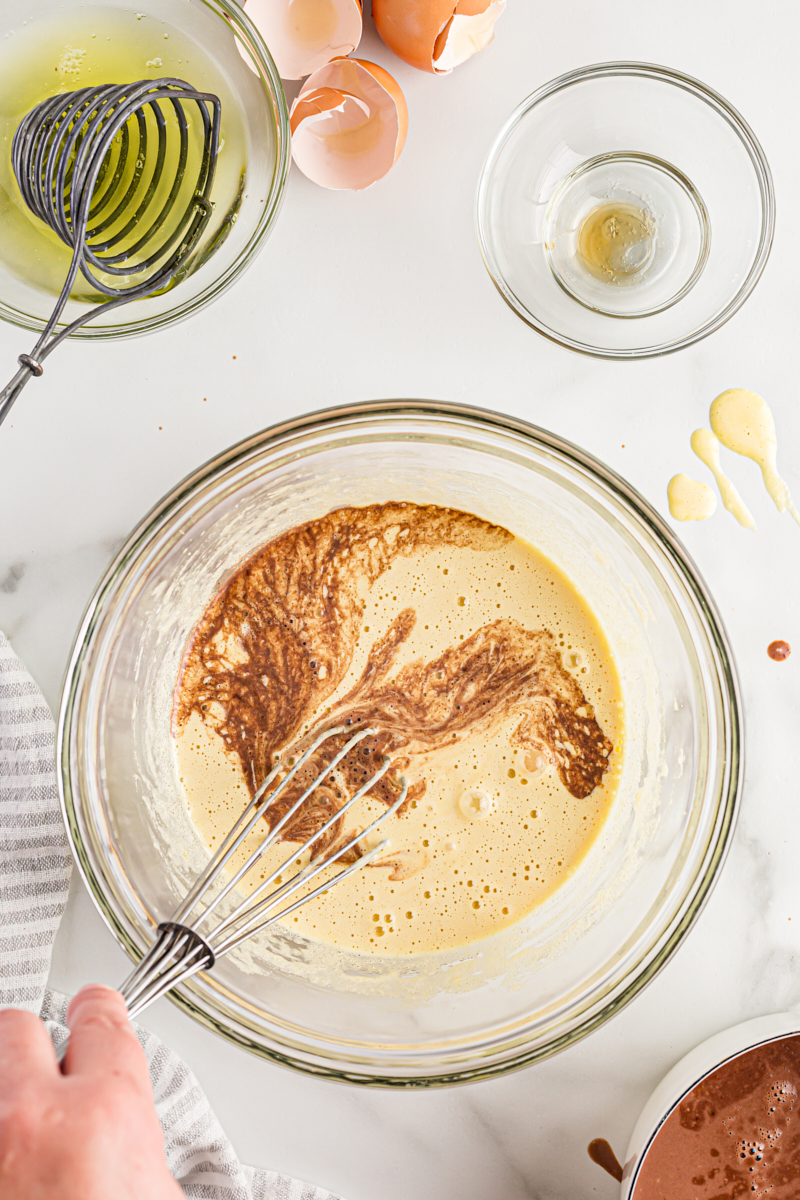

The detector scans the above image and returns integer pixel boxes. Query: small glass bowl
[476,62,775,359]
[0,0,290,340]
[58,402,742,1086]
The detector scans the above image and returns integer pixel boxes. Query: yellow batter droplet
[690,428,755,530]
[709,389,800,527]
[667,474,717,523]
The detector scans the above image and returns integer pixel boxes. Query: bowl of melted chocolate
[59,401,742,1084]
[621,1014,800,1199]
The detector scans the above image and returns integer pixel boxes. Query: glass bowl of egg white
[0,0,289,339]
[58,401,742,1085]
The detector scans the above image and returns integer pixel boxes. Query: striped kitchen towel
[0,630,341,1200]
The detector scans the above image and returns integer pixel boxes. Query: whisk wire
[206,752,394,942]
[171,722,365,923]
[87,115,148,245]
[213,784,406,957]
[123,925,213,1019]
[54,723,407,1061]
[1,78,221,427]
[113,724,406,1020]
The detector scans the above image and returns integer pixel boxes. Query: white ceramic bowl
[622,1013,800,1195]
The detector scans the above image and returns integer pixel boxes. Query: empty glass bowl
[476,62,775,359]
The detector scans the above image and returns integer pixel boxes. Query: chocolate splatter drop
[588,1138,624,1182]
[768,640,791,662]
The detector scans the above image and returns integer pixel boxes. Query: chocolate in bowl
[623,1014,800,1198]
[58,401,741,1085]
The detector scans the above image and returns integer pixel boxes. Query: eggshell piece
[289,59,408,190]
[372,0,505,74]
[243,0,363,80]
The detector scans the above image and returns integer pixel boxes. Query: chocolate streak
[174,503,613,853]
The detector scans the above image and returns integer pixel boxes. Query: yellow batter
[710,388,800,526]
[173,503,623,957]
[690,427,754,529]
[667,474,717,523]
[673,388,799,530]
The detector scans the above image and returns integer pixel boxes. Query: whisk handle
[0,357,42,428]
[54,1032,69,1068]
[53,921,215,1071]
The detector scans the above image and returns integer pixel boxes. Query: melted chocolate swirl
[174,503,613,851]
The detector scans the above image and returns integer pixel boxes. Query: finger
[0,1008,58,1091]
[63,985,151,1092]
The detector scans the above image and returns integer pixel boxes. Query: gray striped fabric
[0,631,341,1200]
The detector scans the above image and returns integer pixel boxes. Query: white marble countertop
[2,1,800,1196]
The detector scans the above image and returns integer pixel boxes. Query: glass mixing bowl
[476,62,775,359]
[58,402,742,1085]
[0,0,290,339]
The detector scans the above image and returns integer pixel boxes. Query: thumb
[63,984,151,1092]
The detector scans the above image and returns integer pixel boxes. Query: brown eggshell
[289,58,408,190]
[372,0,505,74]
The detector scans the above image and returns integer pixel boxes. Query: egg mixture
[173,502,624,956]
[668,388,800,527]
[0,6,247,302]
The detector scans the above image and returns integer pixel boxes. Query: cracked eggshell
[372,0,505,75]
[289,58,408,190]
[243,0,363,80]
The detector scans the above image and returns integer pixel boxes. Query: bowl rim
[57,399,744,1085]
[475,60,776,361]
[0,0,292,341]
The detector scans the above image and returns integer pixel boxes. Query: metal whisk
[56,723,407,1063]
[0,77,221,428]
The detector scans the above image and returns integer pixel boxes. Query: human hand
[0,985,182,1200]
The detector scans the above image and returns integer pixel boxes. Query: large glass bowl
[0,0,290,339]
[58,402,742,1085]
